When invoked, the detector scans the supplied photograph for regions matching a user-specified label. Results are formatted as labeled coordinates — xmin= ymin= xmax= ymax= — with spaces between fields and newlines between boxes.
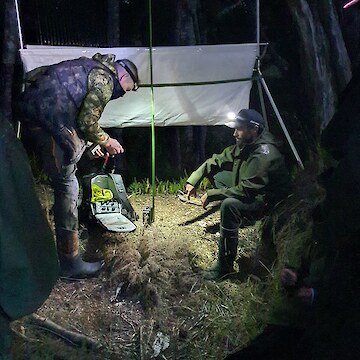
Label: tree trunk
xmin=107 ymin=0 xmax=120 ymax=46
xmin=312 ymin=0 xmax=352 ymax=94
xmin=171 ymin=0 xmax=208 ymax=171
xmin=166 ymin=127 xmax=182 ymax=174
xmin=193 ymin=126 xmax=207 ymax=167
xmin=339 ymin=2 xmax=360 ymax=69
xmin=0 ymin=0 xmax=19 ymax=125
xmin=286 ymin=0 xmax=338 ymax=133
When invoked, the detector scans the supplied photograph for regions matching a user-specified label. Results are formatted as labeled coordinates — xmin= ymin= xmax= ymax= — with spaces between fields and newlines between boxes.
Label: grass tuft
xmin=128 ymin=176 xmax=213 ymax=195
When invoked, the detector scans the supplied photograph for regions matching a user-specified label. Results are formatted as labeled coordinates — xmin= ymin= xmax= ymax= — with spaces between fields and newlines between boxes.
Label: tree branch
xmin=29 ymin=314 xmax=102 ymax=350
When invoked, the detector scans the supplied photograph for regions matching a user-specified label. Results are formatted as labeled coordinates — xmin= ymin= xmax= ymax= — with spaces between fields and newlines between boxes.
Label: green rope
xmin=139 ymin=75 xmax=261 ymax=88
xmin=146 ymin=1 xmax=262 ymax=222
xmin=148 ymin=0 xmax=155 ymax=222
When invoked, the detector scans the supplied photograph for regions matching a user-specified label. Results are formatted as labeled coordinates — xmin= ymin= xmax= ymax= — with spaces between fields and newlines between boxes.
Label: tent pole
xmin=255 ymin=1 xmax=268 ymax=130
xmin=256 ymin=0 xmax=260 ymax=57
xmin=148 ymin=0 xmax=155 ymax=222
xmin=14 ymin=0 xmax=24 ymax=139
xmin=257 ymin=78 xmax=268 ymax=131
xmin=14 ymin=0 xmax=24 ymax=50
xmin=258 ymin=67 xmax=304 ymax=169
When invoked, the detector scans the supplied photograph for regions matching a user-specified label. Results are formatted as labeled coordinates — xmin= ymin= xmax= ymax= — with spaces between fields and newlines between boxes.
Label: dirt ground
xmin=11 ymin=189 xmax=271 ymax=360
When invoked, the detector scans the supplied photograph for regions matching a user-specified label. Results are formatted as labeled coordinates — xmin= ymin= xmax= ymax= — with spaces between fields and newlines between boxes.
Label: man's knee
xmin=220 ymin=197 xmax=262 ymax=229
xmin=221 ymin=197 xmax=242 ymax=214
xmin=220 ymin=198 xmax=243 ymax=228
xmin=52 ymin=164 xmax=79 ymax=194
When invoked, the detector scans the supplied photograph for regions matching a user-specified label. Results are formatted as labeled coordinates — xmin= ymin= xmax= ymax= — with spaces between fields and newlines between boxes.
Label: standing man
xmin=186 ymin=109 xmax=292 ymax=280
xmin=17 ymin=53 xmax=139 ymax=279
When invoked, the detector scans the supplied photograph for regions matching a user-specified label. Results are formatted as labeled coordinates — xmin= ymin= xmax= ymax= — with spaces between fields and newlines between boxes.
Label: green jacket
xmin=0 ymin=118 xmax=59 ymax=320
xmin=187 ymin=130 xmax=292 ymax=205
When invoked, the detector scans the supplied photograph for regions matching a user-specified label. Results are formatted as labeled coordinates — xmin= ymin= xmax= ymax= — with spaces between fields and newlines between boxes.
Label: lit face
xmin=119 ymin=72 xmax=135 ymax=92
xmin=233 ymin=125 xmax=258 ymax=144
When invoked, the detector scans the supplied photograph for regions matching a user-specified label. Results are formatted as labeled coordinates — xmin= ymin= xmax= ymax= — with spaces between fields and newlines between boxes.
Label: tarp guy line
xmin=149 ymin=0 xmax=156 ymax=222
xmin=14 ymin=0 xmax=24 ymax=49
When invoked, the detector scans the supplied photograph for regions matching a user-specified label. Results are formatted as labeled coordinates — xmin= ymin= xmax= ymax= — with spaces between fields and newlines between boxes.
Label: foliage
xmin=106 ymin=213 xmax=269 ymax=360
xmin=136 ymin=279 xmax=268 ymax=360
xmin=19 ymin=160 xmax=325 ymax=360
xmin=127 ymin=176 xmax=213 ymax=195
xmin=28 ymin=154 xmax=49 ymax=184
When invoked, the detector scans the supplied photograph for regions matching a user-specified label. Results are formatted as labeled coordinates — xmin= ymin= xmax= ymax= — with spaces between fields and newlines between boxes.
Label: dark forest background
xmin=1 ymin=2 xmax=360 ymax=358
xmin=2 ymin=0 xmax=359 ymax=183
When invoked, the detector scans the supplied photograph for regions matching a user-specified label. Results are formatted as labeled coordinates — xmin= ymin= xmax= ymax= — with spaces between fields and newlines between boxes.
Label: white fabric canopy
xmin=20 ymin=44 xmax=258 ymax=128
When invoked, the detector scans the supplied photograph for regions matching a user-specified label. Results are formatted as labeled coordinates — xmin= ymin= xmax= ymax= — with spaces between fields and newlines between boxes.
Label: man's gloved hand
xmin=281 ymin=268 xmax=298 ymax=287
xmin=185 ymin=183 xmax=197 ymax=199
xmin=104 ymin=137 xmax=124 ymax=155
xmin=296 ymin=287 xmax=316 ymax=306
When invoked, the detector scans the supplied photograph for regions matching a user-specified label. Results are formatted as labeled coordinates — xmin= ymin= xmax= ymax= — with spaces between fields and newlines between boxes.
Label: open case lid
xmin=90 ymin=174 xmax=137 ymax=233
xmin=93 ymin=212 xmax=136 ymax=233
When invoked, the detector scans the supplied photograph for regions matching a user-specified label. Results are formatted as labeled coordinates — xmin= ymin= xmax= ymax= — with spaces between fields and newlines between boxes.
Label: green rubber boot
xmin=203 ymin=227 xmax=238 ymax=281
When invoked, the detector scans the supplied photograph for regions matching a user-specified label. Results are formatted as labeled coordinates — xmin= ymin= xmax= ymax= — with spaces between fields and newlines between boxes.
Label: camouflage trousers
xmin=24 ymin=126 xmax=79 ymax=233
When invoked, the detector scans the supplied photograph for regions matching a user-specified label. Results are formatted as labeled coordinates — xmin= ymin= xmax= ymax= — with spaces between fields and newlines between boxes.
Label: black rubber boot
xmin=57 ymin=229 xmax=104 ymax=280
xmin=59 ymin=254 xmax=104 ymax=280
xmin=203 ymin=227 xmax=238 ymax=281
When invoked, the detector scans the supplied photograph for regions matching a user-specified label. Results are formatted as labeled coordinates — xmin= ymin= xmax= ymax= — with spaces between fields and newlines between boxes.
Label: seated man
xmin=186 ymin=109 xmax=292 ymax=280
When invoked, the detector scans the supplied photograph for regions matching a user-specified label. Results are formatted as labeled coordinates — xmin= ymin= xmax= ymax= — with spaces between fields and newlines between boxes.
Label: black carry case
xmin=81 ymin=172 xmax=137 ymax=232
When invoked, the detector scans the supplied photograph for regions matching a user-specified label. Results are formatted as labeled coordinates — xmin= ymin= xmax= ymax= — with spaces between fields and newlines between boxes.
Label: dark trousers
xmin=213 ymin=171 xmax=264 ymax=231
xmin=221 ymin=197 xmax=264 ymax=231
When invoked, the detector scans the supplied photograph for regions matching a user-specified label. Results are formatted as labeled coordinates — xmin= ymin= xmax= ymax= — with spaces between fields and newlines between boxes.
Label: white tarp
xmin=20 ymin=44 xmax=258 ymax=128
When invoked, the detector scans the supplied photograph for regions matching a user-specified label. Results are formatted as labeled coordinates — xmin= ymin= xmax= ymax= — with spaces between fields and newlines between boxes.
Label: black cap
xmin=225 ymin=109 xmax=265 ymax=129
xmin=116 ymin=59 xmax=139 ymax=91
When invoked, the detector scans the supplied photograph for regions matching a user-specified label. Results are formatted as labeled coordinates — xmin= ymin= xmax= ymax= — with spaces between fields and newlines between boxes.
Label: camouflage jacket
xmin=187 ymin=131 xmax=292 ymax=205
xmin=18 ymin=53 xmax=125 ymax=164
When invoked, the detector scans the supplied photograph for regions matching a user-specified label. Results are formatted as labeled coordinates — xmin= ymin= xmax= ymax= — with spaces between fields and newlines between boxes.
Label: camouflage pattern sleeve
xmin=77 ymin=68 xmax=114 ymax=145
